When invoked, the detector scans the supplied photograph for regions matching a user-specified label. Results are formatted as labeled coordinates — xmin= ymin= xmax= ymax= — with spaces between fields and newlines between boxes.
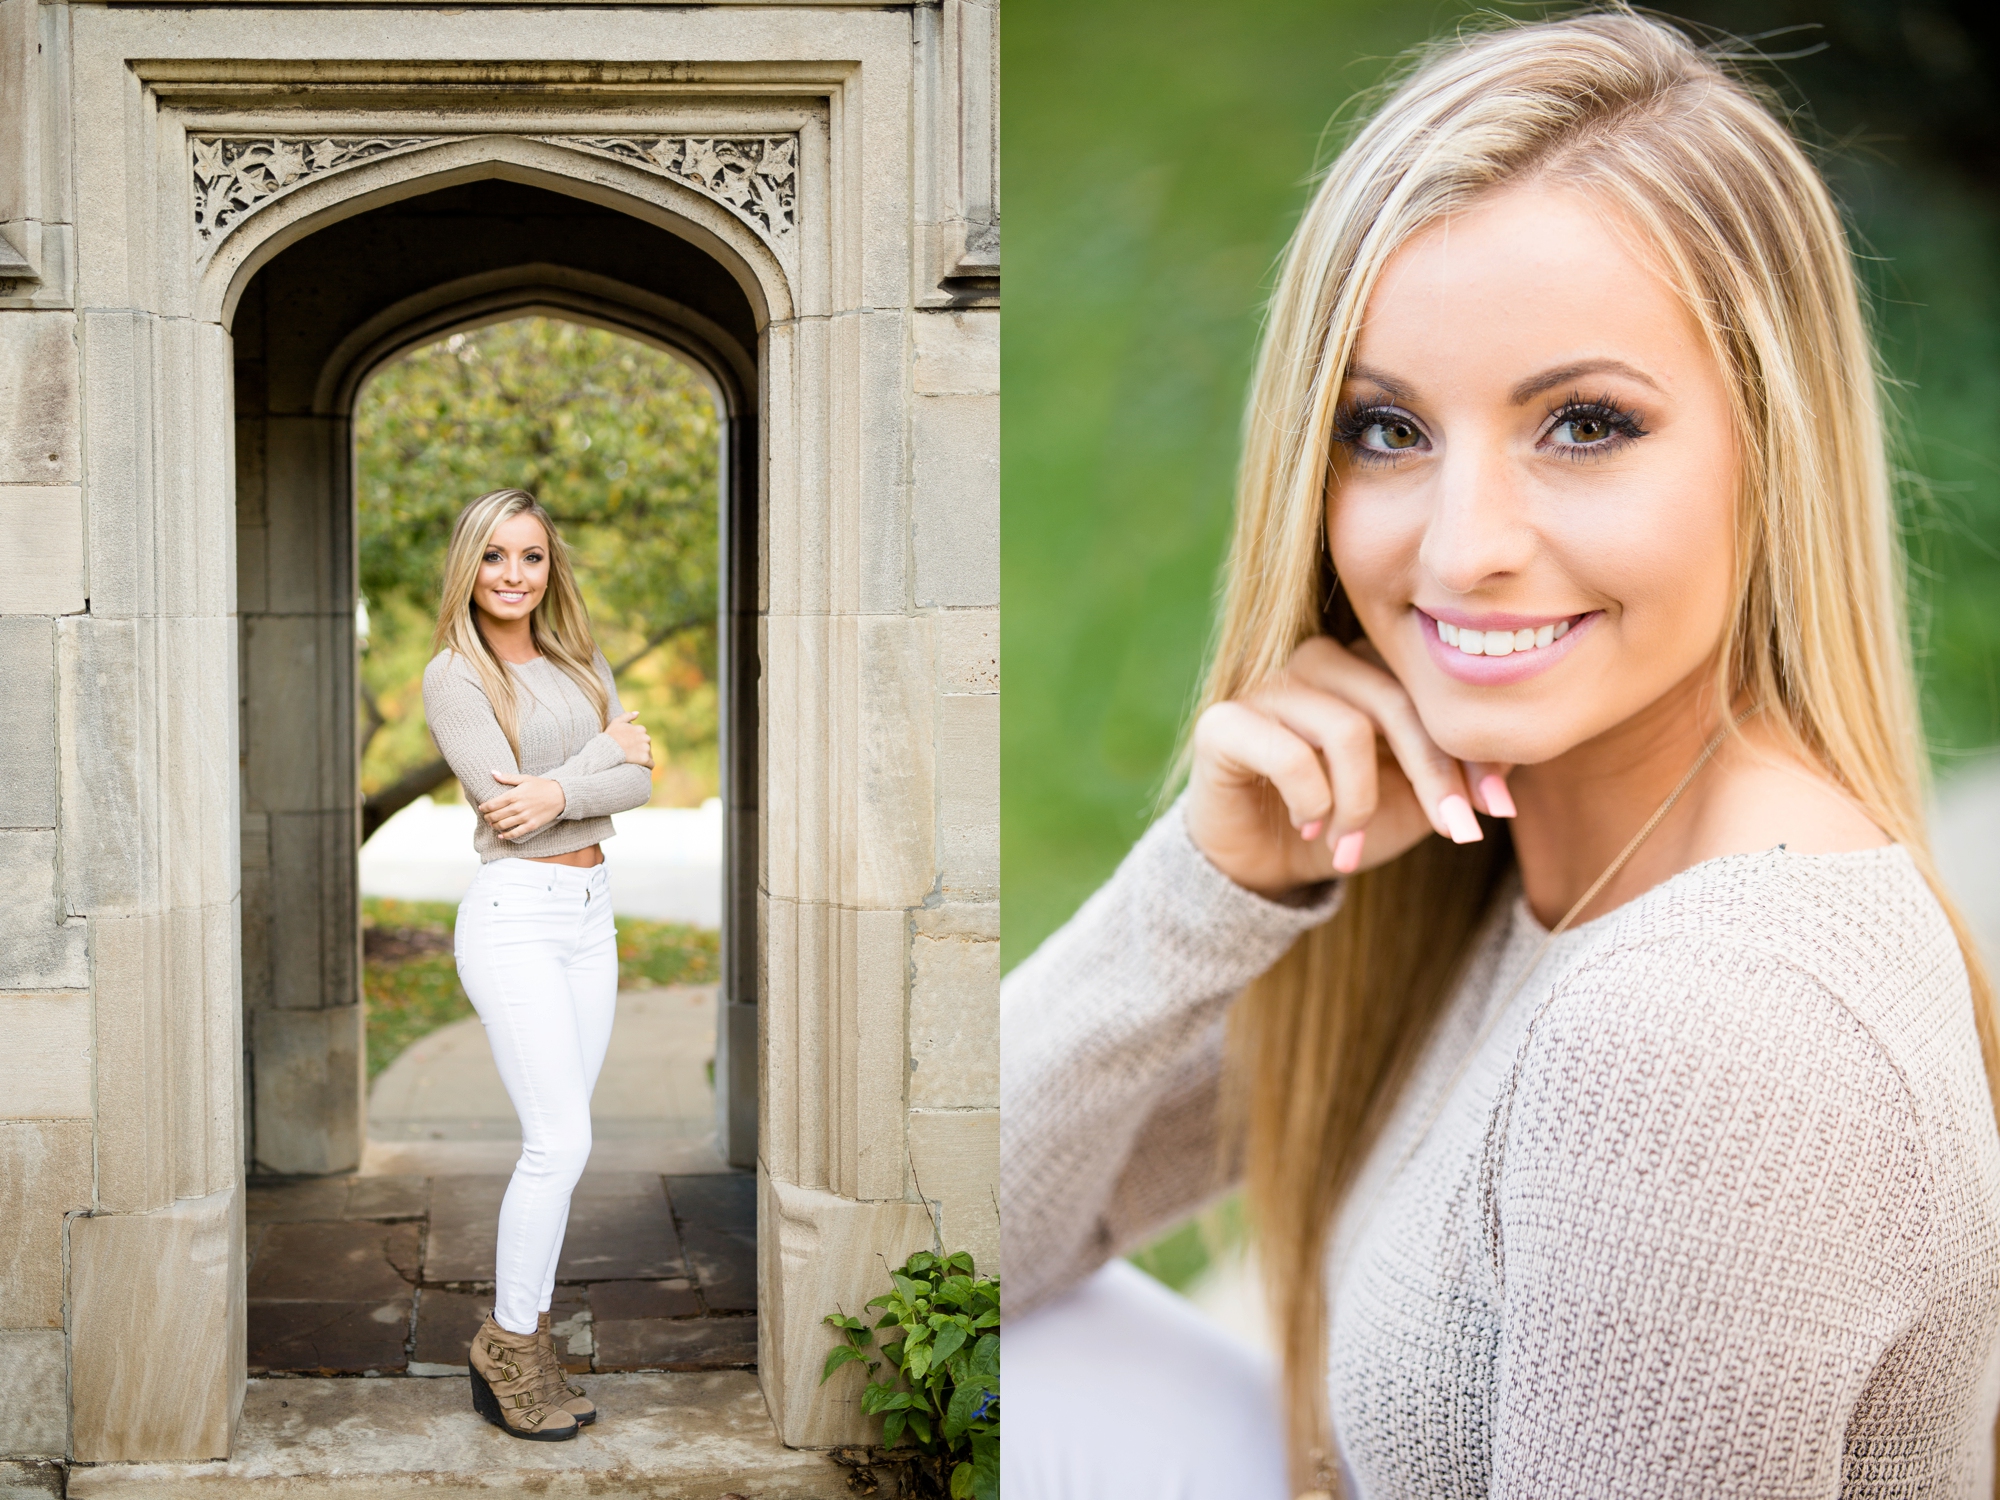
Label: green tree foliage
xmin=355 ymin=317 xmax=721 ymax=811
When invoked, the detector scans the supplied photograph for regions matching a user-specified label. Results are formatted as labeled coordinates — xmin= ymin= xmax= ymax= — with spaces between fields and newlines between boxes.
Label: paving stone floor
xmin=56 ymin=1374 xmax=839 ymax=1499
xmin=245 ymin=1170 xmax=757 ymax=1379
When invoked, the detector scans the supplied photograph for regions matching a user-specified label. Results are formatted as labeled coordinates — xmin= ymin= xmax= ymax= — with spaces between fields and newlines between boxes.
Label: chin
xmin=1415 ymin=699 xmax=1580 ymax=768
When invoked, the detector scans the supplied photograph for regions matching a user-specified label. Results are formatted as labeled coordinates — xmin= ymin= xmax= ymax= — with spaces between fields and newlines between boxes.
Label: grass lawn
xmin=361 ymin=895 xmax=722 ymax=1079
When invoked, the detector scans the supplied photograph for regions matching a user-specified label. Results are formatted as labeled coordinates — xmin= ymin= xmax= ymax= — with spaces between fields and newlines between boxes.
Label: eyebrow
xmin=1344 ymin=364 xmax=1420 ymax=403
xmin=1343 ymin=358 xmax=1663 ymax=406
xmin=1509 ymin=358 xmax=1662 ymax=404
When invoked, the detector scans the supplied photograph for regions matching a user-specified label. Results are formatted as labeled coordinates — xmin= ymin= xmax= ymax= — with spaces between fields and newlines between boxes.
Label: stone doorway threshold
xmin=57 ymin=1373 xmax=839 ymax=1498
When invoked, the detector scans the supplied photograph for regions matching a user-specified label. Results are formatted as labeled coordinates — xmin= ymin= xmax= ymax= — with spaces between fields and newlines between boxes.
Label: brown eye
xmin=1565 ymin=416 xmax=1610 ymax=443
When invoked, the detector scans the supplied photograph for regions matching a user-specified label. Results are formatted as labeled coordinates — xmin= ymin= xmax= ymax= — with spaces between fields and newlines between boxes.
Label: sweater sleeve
xmin=421 ymin=652 xmax=645 ymax=821
xmin=1486 ymin=940 xmax=1935 ymax=1499
xmin=1000 ymin=801 xmax=1341 ymax=1314
xmin=544 ymin=653 xmax=653 ymax=820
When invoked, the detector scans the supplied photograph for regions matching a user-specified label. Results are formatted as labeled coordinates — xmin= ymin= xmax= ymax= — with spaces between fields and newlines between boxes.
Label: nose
xmin=1416 ymin=439 xmax=1535 ymax=596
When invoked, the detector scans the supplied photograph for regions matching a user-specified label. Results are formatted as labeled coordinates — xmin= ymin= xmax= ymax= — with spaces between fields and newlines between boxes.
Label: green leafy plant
xmin=821 ymin=1250 xmax=999 ymax=1500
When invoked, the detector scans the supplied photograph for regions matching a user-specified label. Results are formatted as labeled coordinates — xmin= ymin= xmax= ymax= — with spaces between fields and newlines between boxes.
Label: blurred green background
xmin=1004 ymin=0 xmax=2000 ymax=973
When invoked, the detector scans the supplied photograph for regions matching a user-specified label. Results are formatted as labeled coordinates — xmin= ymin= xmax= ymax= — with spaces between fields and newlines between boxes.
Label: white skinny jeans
xmin=454 ymin=856 xmax=619 ymax=1335
xmin=1002 ymin=1261 xmax=1292 ymax=1500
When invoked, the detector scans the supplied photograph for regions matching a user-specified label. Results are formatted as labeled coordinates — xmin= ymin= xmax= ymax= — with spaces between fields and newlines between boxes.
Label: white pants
xmin=1001 ymin=1260 xmax=1292 ymax=1500
xmin=454 ymin=857 xmax=619 ymax=1335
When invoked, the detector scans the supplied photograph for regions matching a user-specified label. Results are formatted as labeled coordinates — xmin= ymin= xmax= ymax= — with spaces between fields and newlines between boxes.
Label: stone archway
xmin=229 ymin=175 xmax=763 ymax=1180
xmin=5 ymin=14 xmax=999 ymax=1468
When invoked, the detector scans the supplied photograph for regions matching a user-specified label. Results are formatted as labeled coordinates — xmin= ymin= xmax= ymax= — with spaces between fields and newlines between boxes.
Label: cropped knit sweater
xmin=1001 ymin=804 xmax=2000 ymax=1497
xmin=421 ymin=648 xmax=654 ymax=862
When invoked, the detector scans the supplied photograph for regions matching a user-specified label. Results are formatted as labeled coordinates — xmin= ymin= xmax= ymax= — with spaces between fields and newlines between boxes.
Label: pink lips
xmin=1418 ymin=608 xmax=1598 ymax=685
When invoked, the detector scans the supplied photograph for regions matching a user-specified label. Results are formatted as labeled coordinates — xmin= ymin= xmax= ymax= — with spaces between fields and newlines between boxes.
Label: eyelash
xmin=484 ymin=551 xmax=545 ymax=563
xmin=1331 ymin=392 xmax=1650 ymax=465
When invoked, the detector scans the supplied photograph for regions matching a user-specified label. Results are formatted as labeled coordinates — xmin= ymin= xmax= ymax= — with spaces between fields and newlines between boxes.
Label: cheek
xmin=1568 ymin=456 xmax=1736 ymax=643
xmin=1326 ymin=486 xmax=1421 ymax=617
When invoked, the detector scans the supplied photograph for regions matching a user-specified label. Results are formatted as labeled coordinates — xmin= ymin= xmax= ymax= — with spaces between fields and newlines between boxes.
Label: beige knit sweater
xmin=421 ymin=648 xmax=654 ymax=862
xmin=1001 ymin=804 xmax=2000 ymax=1496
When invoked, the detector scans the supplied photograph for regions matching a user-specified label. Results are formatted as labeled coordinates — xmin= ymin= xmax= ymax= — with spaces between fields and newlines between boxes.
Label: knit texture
xmin=421 ymin=649 xmax=654 ymax=862
xmin=1001 ymin=804 xmax=2000 ymax=1497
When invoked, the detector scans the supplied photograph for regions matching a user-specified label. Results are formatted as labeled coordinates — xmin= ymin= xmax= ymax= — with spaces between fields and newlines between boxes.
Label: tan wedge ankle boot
xmin=536 ymin=1310 xmax=597 ymax=1425
xmin=469 ymin=1314 xmax=580 ymax=1441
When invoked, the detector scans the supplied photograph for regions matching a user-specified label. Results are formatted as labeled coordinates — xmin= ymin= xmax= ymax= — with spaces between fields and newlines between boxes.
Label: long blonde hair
xmin=1193 ymin=9 xmax=2000 ymax=1487
xmin=432 ymin=488 xmax=610 ymax=758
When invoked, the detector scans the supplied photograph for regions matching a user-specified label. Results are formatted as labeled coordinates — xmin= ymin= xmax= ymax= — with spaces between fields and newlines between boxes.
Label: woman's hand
xmin=1186 ymin=635 xmax=1513 ymax=898
xmin=605 ymin=710 xmax=654 ymax=768
xmin=479 ymin=773 xmax=567 ymax=841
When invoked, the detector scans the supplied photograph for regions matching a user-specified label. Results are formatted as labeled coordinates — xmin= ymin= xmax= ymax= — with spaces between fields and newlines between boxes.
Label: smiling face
xmin=474 ymin=510 xmax=551 ymax=628
xmin=1326 ymin=182 xmax=1741 ymax=767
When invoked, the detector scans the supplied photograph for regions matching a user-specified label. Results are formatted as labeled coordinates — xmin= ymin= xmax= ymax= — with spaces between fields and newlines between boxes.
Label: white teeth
xmin=1435 ymin=614 xmax=1578 ymax=657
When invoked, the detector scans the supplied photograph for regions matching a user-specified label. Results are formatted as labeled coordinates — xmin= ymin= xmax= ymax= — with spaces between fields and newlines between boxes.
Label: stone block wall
xmin=0 ymin=0 xmax=248 ymax=1452
xmin=0 ymin=23 xmax=97 ymax=1449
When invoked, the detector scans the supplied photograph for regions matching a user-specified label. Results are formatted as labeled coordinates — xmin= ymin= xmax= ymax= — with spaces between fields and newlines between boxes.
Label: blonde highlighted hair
xmin=432 ymin=488 xmax=610 ymax=757
xmin=1192 ymin=8 xmax=1999 ymax=1488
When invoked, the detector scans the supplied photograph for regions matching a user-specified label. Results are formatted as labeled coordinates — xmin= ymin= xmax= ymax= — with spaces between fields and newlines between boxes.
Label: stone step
xmin=52 ymin=1374 xmax=840 ymax=1499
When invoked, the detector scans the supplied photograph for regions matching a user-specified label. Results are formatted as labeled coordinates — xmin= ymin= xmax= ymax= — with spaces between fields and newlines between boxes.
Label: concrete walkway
xmin=366 ymin=984 xmax=729 ymax=1175
xmin=62 ymin=1375 xmax=837 ymax=1499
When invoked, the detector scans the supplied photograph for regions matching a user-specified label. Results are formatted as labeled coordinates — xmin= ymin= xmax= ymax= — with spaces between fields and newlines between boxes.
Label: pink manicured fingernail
xmin=1333 ymin=830 xmax=1366 ymax=873
xmin=1478 ymin=774 xmax=1517 ymax=819
xmin=1439 ymin=794 xmax=1483 ymax=844
xmin=1299 ymin=820 xmax=1324 ymax=842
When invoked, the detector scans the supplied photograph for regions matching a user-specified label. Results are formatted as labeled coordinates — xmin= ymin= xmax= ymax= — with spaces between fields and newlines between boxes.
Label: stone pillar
xmin=756 ymin=0 xmax=1001 ymax=1446
xmin=232 ymin=283 xmax=364 ymax=1178
xmin=0 ymin=0 xmax=248 ymax=1458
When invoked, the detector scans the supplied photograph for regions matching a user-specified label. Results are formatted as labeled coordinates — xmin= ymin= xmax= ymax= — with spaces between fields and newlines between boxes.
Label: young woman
xmin=422 ymin=487 xmax=655 ymax=1441
xmin=1002 ymin=11 xmax=2000 ymax=1498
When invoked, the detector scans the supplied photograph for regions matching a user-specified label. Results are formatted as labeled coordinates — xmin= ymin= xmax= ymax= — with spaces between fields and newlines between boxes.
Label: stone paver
xmin=590 ymin=1278 xmax=703 ymax=1321
xmin=247 ymin=1301 xmax=411 ymax=1376
xmin=409 ymin=1286 xmax=486 ymax=1376
xmin=595 ymin=1317 xmax=759 ymax=1373
xmin=420 ymin=1175 xmax=508 ymax=1284
xmin=669 ymin=1175 xmax=757 ymax=1314
xmin=64 ymin=1374 xmax=835 ymax=1499
xmin=248 ymin=1222 xmax=419 ymax=1300
xmin=245 ymin=1170 xmax=759 ymax=1379
xmin=556 ymin=1172 xmax=684 ymax=1280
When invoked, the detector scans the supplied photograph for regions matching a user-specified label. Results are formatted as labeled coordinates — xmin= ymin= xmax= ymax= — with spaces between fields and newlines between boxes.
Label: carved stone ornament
xmin=192 ymin=136 xmax=434 ymax=266
xmin=190 ymin=133 xmax=799 ymax=270
xmin=546 ymin=136 xmax=797 ymax=239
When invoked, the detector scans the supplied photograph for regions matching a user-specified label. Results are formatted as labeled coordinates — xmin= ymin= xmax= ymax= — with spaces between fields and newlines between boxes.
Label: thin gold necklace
xmin=1297 ymin=703 xmax=1761 ymax=1500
